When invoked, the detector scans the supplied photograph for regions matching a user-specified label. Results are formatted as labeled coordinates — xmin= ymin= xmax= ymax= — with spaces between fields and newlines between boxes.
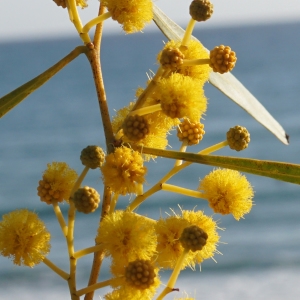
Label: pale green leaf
xmin=152 ymin=4 xmax=289 ymax=145
xmin=139 ymin=146 xmax=300 ymax=185
xmin=0 ymin=46 xmax=86 ymax=118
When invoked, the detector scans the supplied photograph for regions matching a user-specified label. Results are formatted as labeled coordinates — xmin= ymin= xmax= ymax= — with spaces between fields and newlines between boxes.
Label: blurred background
xmin=1 ymin=1 xmax=300 ymax=299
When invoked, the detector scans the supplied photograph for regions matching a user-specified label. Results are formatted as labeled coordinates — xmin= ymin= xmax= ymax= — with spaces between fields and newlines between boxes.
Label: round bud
xmin=122 ymin=115 xmax=149 ymax=141
xmin=177 ymin=119 xmax=205 ymax=145
xmin=189 ymin=0 xmax=214 ymax=22
xmin=125 ymin=259 xmax=156 ymax=290
xmin=226 ymin=125 xmax=250 ymax=151
xmin=159 ymin=47 xmax=185 ymax=71
xmin=73 ymin=186 xmax=100 ymax=214
xmin=80 ymin=145 xmax=105 ymax=169
xmin=209 ymin=45 xmax=237 ymax=74
xmin=179 ymin=225 xmax=208 ymax=252
xmin=37 ymin=178 xmax=63 ymax=204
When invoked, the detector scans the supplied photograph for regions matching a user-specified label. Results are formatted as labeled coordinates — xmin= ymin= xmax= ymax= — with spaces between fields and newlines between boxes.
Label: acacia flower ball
xmin=158 ymin=73 xmax=207 ymax=122
xmin=198 ymin=168 xmax=254 ymax=220
xmin=37 ymin=162 xmax=78 ymax=204
xmin=96 ymin=211 xmax=157 ymax=266
xmin=73 ymin=186 xmax=100 ymax=214
xmin=177 ymin=119 xmax=205 ymax=145
xmin=101 ymin=0 xmax=153 ymax=33
xmin=210 ymin=45 xmax=237 ymax=74
xmin=101 ymin=147 xmax=147 ymax=195
xmin=155 ymin=210 xmax=219 ymax=269
xmin=190 ymin=0 xmax=214 ymax=22
xmin=0 ymin=209 xmax=51 ymax=267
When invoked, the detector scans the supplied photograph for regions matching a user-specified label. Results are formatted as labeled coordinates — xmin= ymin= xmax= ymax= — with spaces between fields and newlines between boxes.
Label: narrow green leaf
xmin=152 ymin=4 xmax=289 ymax=145
xmin=0 ymin=46 xmax=87 ymax=118
xmin=139 ymin=146 xmax=300 ymax=185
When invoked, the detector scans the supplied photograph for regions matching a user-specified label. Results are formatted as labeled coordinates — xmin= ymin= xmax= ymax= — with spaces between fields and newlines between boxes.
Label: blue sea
xmin=1 ymin=22 xmax=300 ymax=300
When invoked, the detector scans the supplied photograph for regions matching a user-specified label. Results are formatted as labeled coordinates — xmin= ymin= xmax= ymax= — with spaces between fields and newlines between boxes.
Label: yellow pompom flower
xmin=106 ymin=259 xmax=160 ymax=300
xmin=37 ymin=162 xmax=78 ymax=204
xmin=0 ymin=209 xmax=51 ymax=267
xmin=157 ymin=40 xmax=211 ymax=82
xmin=198 ymin=168 xmax=254 ymax=220
xmin=101 ymin=0 xmax=153 ymax=33
xmin=96 ymin=210 xmax=157 ymax=266
xmin=155 ymin=209 xmax=220 ymax=270
xmin=101 ymin=147 xmax=147 ymax=195
xmin=157 ymin=73 xmax=207 ymax=122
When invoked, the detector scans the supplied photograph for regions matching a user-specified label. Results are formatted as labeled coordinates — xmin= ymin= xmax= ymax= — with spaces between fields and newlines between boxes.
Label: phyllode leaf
xmin=137 ymin=146 xmax=300 ymax=185
xmin=152 ymin=4 xmax=289 ymax=145
xmin=0 ymin=46 xmax=86 ymax=118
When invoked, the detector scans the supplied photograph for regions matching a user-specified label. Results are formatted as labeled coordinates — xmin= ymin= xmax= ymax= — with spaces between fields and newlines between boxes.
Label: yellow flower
xmin=107 ymin=259 xmax=161 ymax=300
xmin=101 ymin=0 xmax=153 ymax=33
xmin=155 ymin=209 xmax=220 ymax=270
xmin=101 ymin=147 xmax=147 ymax=195
xmin=198 ymin=168 xmax=254 ymax=220
xmin=157 ymin=40 xmax=211 ymax=82
xmin=96 ymin=211 xmax=157 ymax=265
xmin=157 ymin=73 xmax=207 ymax=122
xmin=37 ymin=162 xmax=78 ymax=204
xmin=0 ymin=209 xmax=51 ymax=267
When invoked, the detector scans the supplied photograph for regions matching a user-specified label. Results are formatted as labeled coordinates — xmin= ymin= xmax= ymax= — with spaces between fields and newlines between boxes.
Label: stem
xmin=200 ymin=140 xmax=229 ymax=155
xmin=131 ymin=67 xmax=165 ymax=111
xmin=182 ymin=58 xmax=211 ymax=66
xmin=77 ymin=278 xmax=121 ymax=297
xmin=128 ymin=103 xmax=161 ymax=117
xmin=82 ymin=12 xmax=112 ymax=34
xmin=43 ymin=257 xmax=69 ymax=281
xmin=74 ymin=244 xmax=103 ymax=259
xmin=67 ymin=0 xmax=91 ymax=44
xmin=156 ymin=249 xmax=189 ymax=300
xmin=52 ymin=201 xmax=68 ymax=236
xmin=85 ymin=187 xmax=111 ymax=300
xmin=161 ymin=183 xmax=204 ymax=198
xmin=85 ymin=49 xmax=115 ymax=154
xmin=174 ymin=140 xmax=188 ymax=167
xmin=127 ymin=182 xmax=162 ymax=211
xmin=180 ymin=19 xmax=196 ymax=50
xmin=67 ymin=200 xmax=78 ymax=299
xmin=93 ymin=3 xmax=106 ymax=50
xmin=109 ymin=193 xmax=119 ymax=213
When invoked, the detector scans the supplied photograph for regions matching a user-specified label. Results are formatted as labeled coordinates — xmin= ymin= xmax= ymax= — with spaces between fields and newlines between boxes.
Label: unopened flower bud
xmin=80 ymin=145 xmax=105 ymax=169
xmin=177 ymin=119 xmax=205 ymax=145
xmin=189 ymin=0 xmax=214 ymax=22
xmin=122 ymin=115 xmax=149 ymax=141
xmin=179 ymin=225 xmax=208 ymax=252
xmin=227 ymin=125 xmax=250 ymax=151
xmin=125 ymin=259 xmax=156 ymax=289
xmin=210 ymin=45 xmax=237 ymax=74
xmin=160 ymin=47 xmax=185 ymax=71
xmin=73 ymin=186 xmax=100 ymax=214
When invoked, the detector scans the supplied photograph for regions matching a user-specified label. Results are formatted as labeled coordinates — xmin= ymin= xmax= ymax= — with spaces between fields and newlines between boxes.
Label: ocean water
xmin=1 ymin=22 xmax=300 ymax=300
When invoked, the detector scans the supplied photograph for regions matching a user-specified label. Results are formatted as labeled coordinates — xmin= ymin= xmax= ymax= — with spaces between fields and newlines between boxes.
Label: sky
xmin=1 ymin=0 xmax=300 ymax=41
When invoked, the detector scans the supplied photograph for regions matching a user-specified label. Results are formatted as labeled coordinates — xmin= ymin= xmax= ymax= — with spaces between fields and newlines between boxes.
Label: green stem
xmin=74 ymin=244 xmax=103 ymax=259
xmin=52 ymin=201 xmax=68 ymax=236
xmin=82 ymin=12 xmax=112 ymax=33
xmin=161 ymin=183 xmax=203 ymax=198
xmin=43 ymin=257 xmax=69 ymax=281
xmin=200 ymin=140 xmax=229 ymax=155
